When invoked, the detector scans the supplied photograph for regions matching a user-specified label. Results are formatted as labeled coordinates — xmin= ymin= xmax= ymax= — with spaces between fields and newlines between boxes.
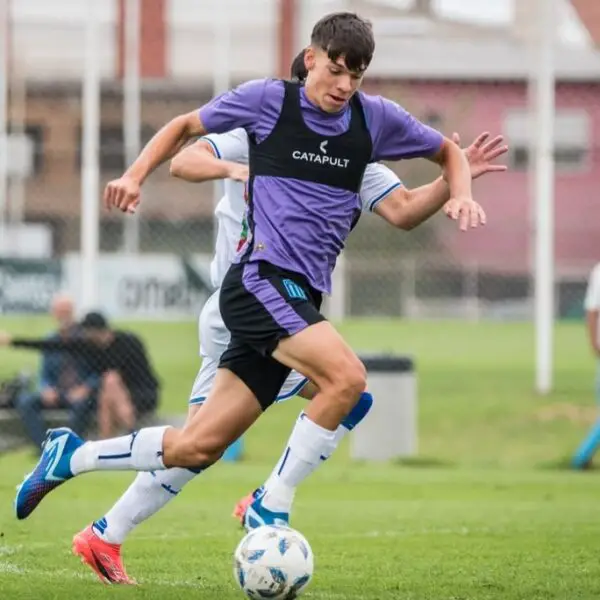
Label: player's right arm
xmin=105 ymin=79 xmax=268 ymax=213
xmin=170 ymin=129 xmax=249 ymax=183
xmin=584 ymin=265 xmax=600 ymax=356
xmin=104 ymin=110 xmax=207 ymax=212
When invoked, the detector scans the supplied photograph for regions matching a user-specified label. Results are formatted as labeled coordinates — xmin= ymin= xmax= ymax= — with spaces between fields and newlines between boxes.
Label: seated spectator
xmin=14 ymin=294 xmax=97 ymax=451
xmin=80 ymin=312 xmax=160 ymax=437
xmin=1 ymin=311 xmax=160 ymax=439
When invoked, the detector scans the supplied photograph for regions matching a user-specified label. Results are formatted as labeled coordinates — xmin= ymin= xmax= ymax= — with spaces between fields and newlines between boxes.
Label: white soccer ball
xmin=233 ymin=525 xmax=314 ymax=599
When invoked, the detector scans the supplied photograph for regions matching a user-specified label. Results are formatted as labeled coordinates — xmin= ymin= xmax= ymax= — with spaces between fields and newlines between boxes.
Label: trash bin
xmin=350 ymin=354 xmax=417 ymax=461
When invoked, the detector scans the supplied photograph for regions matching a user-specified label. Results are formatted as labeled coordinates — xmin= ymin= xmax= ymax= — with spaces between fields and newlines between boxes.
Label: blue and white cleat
xmin=243 ymin=489 xmax=290 ymax=532
xmin=15 ymin=427 xmax=83 ymax=520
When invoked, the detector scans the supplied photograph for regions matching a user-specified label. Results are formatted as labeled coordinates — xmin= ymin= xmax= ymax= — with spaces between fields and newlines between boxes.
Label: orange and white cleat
xmin=232 ymin=487 xmax=264 ymax=526
xmin=72 ymin=525 xmax=136 ymax=585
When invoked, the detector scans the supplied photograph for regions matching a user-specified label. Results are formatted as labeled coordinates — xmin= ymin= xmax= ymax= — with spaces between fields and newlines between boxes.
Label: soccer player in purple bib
xmin=15 ymin=11 xmax=478 ymax=550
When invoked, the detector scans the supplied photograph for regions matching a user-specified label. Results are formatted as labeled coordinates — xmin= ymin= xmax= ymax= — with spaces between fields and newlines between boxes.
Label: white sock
xmin=263 ymin=414 xmax=349 ymax=490
xmin=262 ymin=413 xmax=337 ymax=513
xmin=92 ymin=468 xmax=198 ymax=545
xmin=70 ymin=427 xmax=168 ymax=475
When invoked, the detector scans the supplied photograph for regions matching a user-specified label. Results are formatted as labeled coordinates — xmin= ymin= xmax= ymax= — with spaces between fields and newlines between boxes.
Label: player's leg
xmin=216 ymin=263 xmax=367 ymax=526
xmin=71 ymin=403 xmax=204 ymax=584
xmin=72 ymin=294 xmax=227 ymax=583
xmin=14 ymin=264 xmax=304 ymax=518
xmin=87 ymin=358 xmax=216 ymax=545
xmin=572 ymin=362 xmax=600 ymax=468
xmin=234 ymin=374 xmax=373 ymax=521
xmin=265 ymin=381 xmax=372 ymax=485
xmin=242 ymin=321 xmax=367 ymax=527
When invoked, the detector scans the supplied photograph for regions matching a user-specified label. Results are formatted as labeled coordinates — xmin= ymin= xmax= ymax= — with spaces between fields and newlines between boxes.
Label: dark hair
xmin=80 ymin=311 xmax=109 ymax=330
xmin=310 ymin=12 xmax=374 ymax=73
xmin=290 ymin=50 xmax=308 ymax=82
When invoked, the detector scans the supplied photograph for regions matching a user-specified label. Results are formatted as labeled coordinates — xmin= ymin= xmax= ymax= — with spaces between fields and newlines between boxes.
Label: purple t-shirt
xmin=199 ymin=79 xmax=443 ymax=294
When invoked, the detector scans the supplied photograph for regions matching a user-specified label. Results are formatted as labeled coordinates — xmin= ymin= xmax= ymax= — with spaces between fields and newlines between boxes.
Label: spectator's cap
xmin=80 ymin=311 xmax=109 ymax=330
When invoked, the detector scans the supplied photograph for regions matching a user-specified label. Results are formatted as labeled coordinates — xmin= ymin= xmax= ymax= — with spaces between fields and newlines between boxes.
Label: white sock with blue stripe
xmin=262 ymin=392 xmax=374 ymax=494
xmin=261 ymin=414 xmax=337 ymax=514
xmin=92 ymin=468 xmax=198 ymax=544
xmin=70 ymin=426 xmax=168 ymax=475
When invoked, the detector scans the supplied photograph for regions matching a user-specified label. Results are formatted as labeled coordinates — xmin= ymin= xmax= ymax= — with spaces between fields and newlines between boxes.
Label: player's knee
xmin=341 ymin=357 xmax=367 ymax=395
xmin=327 ymin=356 xmax=367 ymax=406
xmin=175 ymin=433 xmax=226 ymax=468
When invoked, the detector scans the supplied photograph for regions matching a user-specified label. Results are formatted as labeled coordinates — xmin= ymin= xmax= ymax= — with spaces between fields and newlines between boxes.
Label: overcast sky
xmin=385 ymin=0 xmax=590 ymax=46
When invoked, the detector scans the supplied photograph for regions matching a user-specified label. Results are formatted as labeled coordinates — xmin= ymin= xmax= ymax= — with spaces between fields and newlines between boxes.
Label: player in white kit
xmin=63 ymin=53 xmax=507 ymax=582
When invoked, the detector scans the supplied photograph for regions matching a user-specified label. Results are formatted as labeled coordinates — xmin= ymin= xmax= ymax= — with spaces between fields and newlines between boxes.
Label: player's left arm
xmin=367 ymin=132 xmax=508 ymax=230
xmin=427 ymin=136 xmax=473 ymax=230
xmin=360 ymin=163 xmax=446 ymax=230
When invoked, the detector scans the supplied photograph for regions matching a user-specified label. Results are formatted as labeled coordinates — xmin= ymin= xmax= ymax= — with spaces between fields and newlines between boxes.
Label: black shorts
xmin=218 ymin=260 xmax=324 ymax=410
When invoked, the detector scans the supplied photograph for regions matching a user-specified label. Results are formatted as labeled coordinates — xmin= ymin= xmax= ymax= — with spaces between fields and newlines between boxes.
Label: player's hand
xmin=0 ymin=331 xmax=12 ymax=346
xmin=444 ymin=196 xmax=486 ymax=231
xmin=103 ymin=175 xmax=141 ymax=213
xmin=226 ymin=163 xmax=249 ymax=183
xmin=454 ymin=132 xmax=508 ymax=180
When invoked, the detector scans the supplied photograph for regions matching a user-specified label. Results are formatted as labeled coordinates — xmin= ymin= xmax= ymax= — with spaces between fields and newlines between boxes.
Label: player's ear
xmin=304 ymin=47 xmax=316 ymax=72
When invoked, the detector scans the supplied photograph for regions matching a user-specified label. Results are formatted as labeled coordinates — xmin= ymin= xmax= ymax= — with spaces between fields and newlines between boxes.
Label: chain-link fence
xmin=0 ymin=0 xmax=599 ymax=445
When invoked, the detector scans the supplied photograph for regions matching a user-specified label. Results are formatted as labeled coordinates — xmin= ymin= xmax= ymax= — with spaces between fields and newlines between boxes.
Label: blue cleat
xmin=15 ymin=427 xmax=83 ymax=520
xmin=243 ymin=489 xmax=290 ymax=532
xmin=233 ymin=486 xmax=265 ymax=526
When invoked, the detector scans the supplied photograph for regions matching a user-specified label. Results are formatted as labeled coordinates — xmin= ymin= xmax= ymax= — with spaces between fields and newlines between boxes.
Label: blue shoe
xmin=15 ymin=427 xmax=83 ymax=520
xmin=243 ymin=489 xmax=290 ymax=531
xmin=233 ymin=486 xmax=265 ymax=526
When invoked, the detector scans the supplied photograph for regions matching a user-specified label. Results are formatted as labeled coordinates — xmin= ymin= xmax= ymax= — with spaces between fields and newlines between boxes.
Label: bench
xmin=0 ymin=408 xmax=186 ymax=453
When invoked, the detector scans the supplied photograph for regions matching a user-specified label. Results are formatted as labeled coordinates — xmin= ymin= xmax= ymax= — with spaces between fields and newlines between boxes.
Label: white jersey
xmin=585 ymin=263 xmax=600 ymax=346
xmin=203 ymin=128 xmax=402 ymax=289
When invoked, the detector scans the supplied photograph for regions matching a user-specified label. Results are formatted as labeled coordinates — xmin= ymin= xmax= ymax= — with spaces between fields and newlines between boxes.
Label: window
xmin=75 ymin=124 xmax=156 ymax=172
xmin=504 ymin=109 xmax=590 ymax=172
xmin=6 ymin=124 xmax=44 ymax=176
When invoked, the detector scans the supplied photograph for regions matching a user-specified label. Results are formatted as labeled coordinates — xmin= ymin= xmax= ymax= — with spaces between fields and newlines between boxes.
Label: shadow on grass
xmin=391 ymin=456 xmax=456 ymax=469
xmin=537 ymin=456 xmax=600 ymax=472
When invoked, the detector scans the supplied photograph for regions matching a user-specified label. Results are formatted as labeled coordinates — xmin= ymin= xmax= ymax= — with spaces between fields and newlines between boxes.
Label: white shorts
xmin=189 ymin=290 xmax=308 ymax=405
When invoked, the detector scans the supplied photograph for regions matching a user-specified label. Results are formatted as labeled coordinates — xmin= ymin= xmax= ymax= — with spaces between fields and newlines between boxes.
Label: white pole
xmin=80 ymin=0 xmax=101 ymax=311
xmin=7 ymin=64 xmax=25 ymax=256
xmin=0 ymin=0 xmax=9 ymax=257
xmin=123 ymin=0 xmax=141 ymax=253
xmin=212 ymin=0 xmax=231 ymax=246
xmin=532 ymin=0 xmax=556 ymax=394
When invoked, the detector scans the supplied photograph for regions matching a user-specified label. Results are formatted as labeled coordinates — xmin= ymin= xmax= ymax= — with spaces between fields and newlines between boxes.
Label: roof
xmin=355 ymin=0 xmax=600 ymax=80
xmin=368 ymin=27 xmax=600 ymax=81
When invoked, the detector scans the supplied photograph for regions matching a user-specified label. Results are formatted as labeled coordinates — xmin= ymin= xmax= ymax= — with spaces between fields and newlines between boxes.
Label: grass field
xmin=0 ymin=318 xmax=599 ymax=599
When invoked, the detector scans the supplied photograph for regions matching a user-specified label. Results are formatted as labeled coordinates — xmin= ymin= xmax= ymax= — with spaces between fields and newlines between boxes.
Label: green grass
xmin=1 ymin=318 xmax=599 ymax=599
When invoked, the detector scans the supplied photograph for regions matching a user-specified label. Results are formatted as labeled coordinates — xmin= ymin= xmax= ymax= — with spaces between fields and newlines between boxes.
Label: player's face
xmin=304 ymin=47 xmax=364 ymax=113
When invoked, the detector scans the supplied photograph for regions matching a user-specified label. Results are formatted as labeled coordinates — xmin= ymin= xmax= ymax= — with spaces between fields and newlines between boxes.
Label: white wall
xmin=167 ymin=0 xmax=277 ymax=82
xmin=10 ymin=0 xmax=117 ymax=80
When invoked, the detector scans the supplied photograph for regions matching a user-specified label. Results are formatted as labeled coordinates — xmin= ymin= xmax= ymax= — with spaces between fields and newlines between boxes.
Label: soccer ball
xmin=233 ymin=525 xmax=314 ymax=599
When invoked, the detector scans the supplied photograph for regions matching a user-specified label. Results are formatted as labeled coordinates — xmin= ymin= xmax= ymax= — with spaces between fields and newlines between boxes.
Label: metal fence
xmin=0 ymin=0 xmax=598 ymax=440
